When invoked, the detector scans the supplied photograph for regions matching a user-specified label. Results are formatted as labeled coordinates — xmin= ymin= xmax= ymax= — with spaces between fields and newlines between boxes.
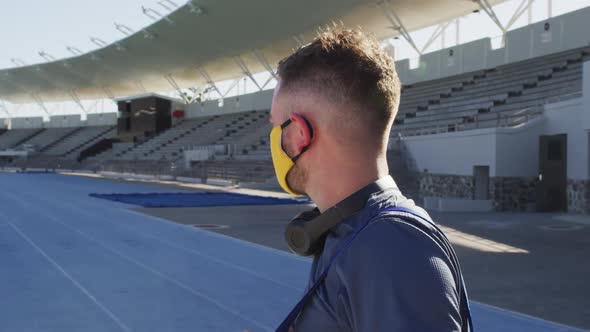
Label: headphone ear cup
xmin=285 ymin=209 xmax=321 ymax=256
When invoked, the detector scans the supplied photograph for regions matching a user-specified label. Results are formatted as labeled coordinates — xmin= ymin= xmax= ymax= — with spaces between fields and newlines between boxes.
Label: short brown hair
xmin=277 ymin=27 xmax=400 ymax=145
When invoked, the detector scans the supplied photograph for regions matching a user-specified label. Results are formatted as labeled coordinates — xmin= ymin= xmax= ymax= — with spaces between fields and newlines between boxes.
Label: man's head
xmin=270 ymin=27 xmax=401 ymax=199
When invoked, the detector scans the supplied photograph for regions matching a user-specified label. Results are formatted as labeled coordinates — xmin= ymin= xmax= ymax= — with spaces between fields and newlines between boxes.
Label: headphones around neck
xmin=285 ymin=177 xmax=396 ymax=256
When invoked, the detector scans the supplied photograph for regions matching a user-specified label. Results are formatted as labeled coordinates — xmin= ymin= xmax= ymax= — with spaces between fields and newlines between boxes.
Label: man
xmin=264 ymin=27 xmax=470 ymax=331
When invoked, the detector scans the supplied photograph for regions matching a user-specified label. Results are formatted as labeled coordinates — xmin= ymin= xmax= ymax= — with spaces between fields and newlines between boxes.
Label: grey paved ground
xmin=139 ymin=205 xmax=590 ymax=330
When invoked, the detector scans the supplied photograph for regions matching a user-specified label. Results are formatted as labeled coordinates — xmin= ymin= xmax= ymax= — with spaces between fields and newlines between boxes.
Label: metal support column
xmin=134 ymin=80 xmax=148 ymax=93
xmin=0 ymin=99 xmax=11 ymax=119
xmin=476 ymin=0 xmax=506 ymax=34
xmin=377 ymin=0 xmax=422 ymax=55
xmin=196 ymin=67 xmax=223 ymax=98
xmin=421 ymin=22 xmax=452 ymax=53
xmin=67 ymin=89 xmax=87 ymax=114
xmin=31 ymin=93 xmax=51 ymax=117
xmin=234 ymin=56 xmax=262 ymax=91
xmin=292 ymin=35 xmax=305 ymax=48
xmin=455 ymin=19 xmax=460 ymax=46
xmin=164 ymin=73 xmax=191 ymax=104
xmin=253 ymin=50 xmax=278 ymax=79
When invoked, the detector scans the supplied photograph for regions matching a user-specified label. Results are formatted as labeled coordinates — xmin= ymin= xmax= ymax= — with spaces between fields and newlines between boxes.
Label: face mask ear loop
xmin=280 ymin=118 xmax=292 ymax=129
xmin=290 ymin=117 xmax=314 ymax=162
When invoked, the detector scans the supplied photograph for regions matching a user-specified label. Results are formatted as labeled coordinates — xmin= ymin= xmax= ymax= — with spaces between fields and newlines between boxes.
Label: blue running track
xmin=0 ymin=173 xmax=585 ymax=332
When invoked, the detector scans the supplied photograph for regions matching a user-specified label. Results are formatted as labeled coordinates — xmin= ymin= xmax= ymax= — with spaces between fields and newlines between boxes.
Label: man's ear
xmin=289 ymin=113 xmax=313 ymax=154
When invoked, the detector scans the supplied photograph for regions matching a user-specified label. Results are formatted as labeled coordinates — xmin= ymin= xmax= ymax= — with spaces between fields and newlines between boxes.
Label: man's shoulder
xmin=333 ymin=205 xmax=456 ymax=283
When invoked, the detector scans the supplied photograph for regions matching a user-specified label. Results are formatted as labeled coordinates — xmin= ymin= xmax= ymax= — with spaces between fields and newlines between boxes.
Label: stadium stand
xmin=393 ymin=46 xmax=589 ymax=136
xmin=44 ymin=125 xmax=116 ymax=158
xmin=1 ymin=44 xmax=586 ymax=177
xmin=107 ymin=110 xmax=269 ymax=161
xmin=0 ymin=128 xmax=43 ymax=150
xmin=17 ymin=127 xmax=80 ymax=152
xmin=1 ymin=25 xmax=588 ymax=213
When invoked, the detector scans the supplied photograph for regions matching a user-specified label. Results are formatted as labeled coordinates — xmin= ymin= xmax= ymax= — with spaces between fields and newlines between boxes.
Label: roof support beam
xmin=476 ymin=0 xmax=506 ymax=34
xmin=0 ymin=100 xmax=12 ymax=119
xmin=252 ymin=50 xmax=278 ymax=80
xmin=31 ymin=93 xmax=51 ymax=116
xmin=377 ymin=0 xmax=421 ymax=55
xmin=234 ymin=56 xmax=262 ymax=91
xmin=10 ymin=58 xmax=27 ymax=67
xmin=223 ymin=79 xmax=241 ymax=98
xmin=66 ymin=46 xmax=83 ymax=56
xmin=475 ymin=0 xmax=536 ymax=46
xmin=261 ymin=76 xmax=274 ymax=90
xmin=134 ymin=80 xmax=147 ymax=93
xmin=292 ymin=35 xmax=305 ymax=48
xmin=89 ymin=37 xmax=107 ymax=48
xmin=164 ymin=73 xmax=191 ymax=104
xmin=505 ymin=0 xmax=535 ymax=30
xmin=197 ymin=67 xmax=223 ymax=99
xmin=102 ymin=87 xmax=117 ymax=105
xmin=158 ymin=0 xmax=178 ymax=12
xmin=455 ymin=19 xmax=460 ymax=45
xmin=67 ymin=89 xmax=87 ymax=115
xmin=420 ymin=21 xmax=453 ymax=53
xmin=114 ymin=23 xmax=134 ymax=36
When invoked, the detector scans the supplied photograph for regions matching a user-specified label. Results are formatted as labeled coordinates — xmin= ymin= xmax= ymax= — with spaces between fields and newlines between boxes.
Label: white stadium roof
xmin=0 ymin=0 xmax=507 ymax=103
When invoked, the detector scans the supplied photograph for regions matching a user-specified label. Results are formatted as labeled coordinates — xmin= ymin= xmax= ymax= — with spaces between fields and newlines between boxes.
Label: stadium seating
xmin=106 ymin=110 xmax=270 ymax=161
xmin=0 ymin=128 xmax=43 ymax=150
xmin=44 ymin=125 xmax=116 ymax=158
xmin=1 ymin=46 xmax=588 ymax=185
xmin=393 ymin=46 xmax=589 ymax=136
xmin=18 ymin=127 xmax=80 ymax=152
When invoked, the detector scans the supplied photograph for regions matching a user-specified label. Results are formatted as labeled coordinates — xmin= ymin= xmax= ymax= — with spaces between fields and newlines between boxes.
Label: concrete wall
xmin=543 ymin=98 xmax=589 ymax=180
xmin=46 ymin=114 xmax=82 ymax=128
xmin=87 ymin=113 xmax=117 ymax=126
xmin=583 ymin=61 xmax=590 ymax=131
xmin=494 ymin=118 xmax=545 ymax=177
xmin=398 ymin=6 xmax=590 ymax=85
xmin=404 ymin=98 xmax=588 ymax=181
xmin=404 ymin=129 xmax=497 ymax=176
xmin=0 ymin=118 xmax=6 ymax=129
xmin=186 ymin=89 xmax=273 ymax=118
xmin=10 ymin=117 xmax=43 ymax=129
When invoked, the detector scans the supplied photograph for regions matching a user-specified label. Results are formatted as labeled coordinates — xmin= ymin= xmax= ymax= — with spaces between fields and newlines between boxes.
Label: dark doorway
xmin=538 ymin=134 xmax=567 ymax=212
xmin=473 ymin=165 xmax=490 ymax=200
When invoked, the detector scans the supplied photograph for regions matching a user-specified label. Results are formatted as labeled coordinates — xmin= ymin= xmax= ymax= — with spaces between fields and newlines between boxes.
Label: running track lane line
xmin=5 ymin=221 xmax=133 ymax=332
xmin=10 ymin=186 xmax=308 ymax=291
xmin=0 ymin=189 xmax=275 ymax=332
xmin=41 ymin=212 xmax=274 ymax=332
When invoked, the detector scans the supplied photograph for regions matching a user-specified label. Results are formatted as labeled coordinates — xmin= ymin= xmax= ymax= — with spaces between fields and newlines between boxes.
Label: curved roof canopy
xmin=0 ymin=0 xmax=506 ymax=103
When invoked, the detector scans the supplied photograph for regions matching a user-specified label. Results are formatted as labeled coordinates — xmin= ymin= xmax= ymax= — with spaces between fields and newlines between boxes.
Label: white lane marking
xmin=6 ymin=221 xmax=133 ymax=332
xmin=11 ymin=185 xmax=310 ymax=288
xmin=472 ymin=301 xmax=588 ymax=332
xmin=0 ymin=189 xmax=280 ymax=331
xmin=123 ymin=208 xmax=311 ymax=263
xmin=14 ymin=186 xmax=306 ymax=292
xmin=553 ymin=214 xmax=590 ymax=226
xmin=41 ymin=213 xmax=273 ymax=332
xmin=438 ymin=225 xmax=529 ymax=254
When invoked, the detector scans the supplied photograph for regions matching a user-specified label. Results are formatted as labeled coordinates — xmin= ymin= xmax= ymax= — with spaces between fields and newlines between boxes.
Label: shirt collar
xmin=330 ymin=175 xmax=406 ymax=235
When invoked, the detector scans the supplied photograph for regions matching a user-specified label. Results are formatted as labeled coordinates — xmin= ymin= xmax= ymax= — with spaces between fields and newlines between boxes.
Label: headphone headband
xmin=285 ymin=176 xmax=397 ymax=256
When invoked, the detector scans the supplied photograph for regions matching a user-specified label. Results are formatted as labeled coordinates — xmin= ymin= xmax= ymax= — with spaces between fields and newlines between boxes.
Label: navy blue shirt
xmin=293 ymin=177 xmax=463 ymax=331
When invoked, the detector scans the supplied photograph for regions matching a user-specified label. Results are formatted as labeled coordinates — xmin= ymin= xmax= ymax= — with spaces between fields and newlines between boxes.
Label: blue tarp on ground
xmin=89 ymin=192 xmax=308 ymax=207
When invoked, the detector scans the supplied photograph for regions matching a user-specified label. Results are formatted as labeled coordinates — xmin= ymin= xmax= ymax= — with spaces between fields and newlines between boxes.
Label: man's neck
xmin=307 ymin=157 xmax=389 ymax=212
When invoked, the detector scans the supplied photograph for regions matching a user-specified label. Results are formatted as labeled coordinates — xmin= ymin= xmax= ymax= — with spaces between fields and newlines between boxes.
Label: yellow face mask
xmin=270 ymin=118 xmax=313 ymax=196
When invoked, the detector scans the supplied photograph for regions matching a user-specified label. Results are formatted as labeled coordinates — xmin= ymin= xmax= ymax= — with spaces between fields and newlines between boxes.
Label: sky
xmin=0 ymin=0 xmax=162 ymax=69
xmin=1 ymin=0 xmax=589 ymax=117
